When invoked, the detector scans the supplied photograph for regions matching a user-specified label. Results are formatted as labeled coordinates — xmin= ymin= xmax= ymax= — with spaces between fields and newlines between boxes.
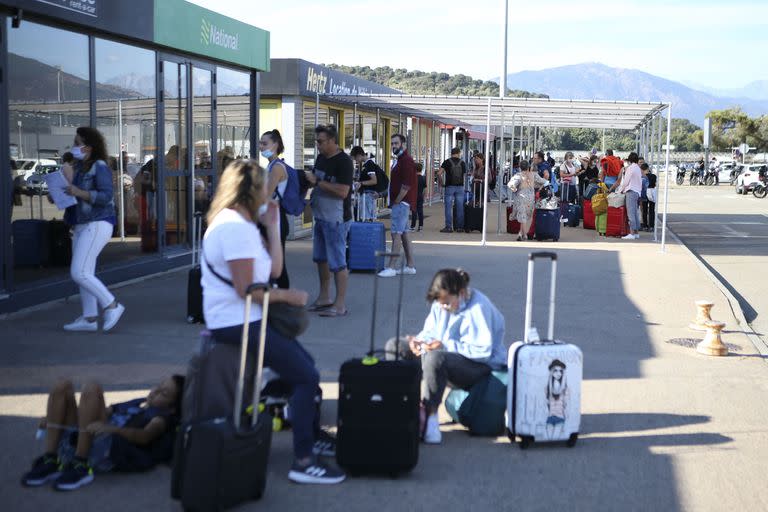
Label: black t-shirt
xmin=440 ymin=157 xmax=466 ymax=186
xmin=416 ymin=174 xmax=427 ymax=201
xmin=358 ymin=160 xmax=379 ymax=193
xmin=647 ymin=173 xmax=657 ymax=188
xmin=582 ymin=164 xmax=599 ymax=182
xmin=314 ymin=150 xmax=354 ymax=222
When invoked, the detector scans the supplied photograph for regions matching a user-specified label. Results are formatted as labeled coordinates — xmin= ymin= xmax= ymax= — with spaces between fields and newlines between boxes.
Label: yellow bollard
xmin=696 ymin=321 xmax=728 ymax=357
xmin=689 ymin=300 xmax=715 ymax=331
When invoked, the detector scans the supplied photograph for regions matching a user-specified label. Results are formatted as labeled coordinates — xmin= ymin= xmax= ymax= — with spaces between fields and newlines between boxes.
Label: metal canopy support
xmin=653 ymin=114 xmax=661 ymax=242
xmin=481 ymin=97 xmax=491 ymax=246
xmin=353 ymin=102 xmax=358 ymax=146
xmin=661 ymin=105 xmax=672 ymax=253
xmin=497 ymin=106 xmax=506 ymax=234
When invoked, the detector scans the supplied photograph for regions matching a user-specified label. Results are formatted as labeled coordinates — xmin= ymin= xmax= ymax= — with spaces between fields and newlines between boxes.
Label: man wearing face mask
xmin=378 ymin=134 xmax=417 ymax=277
xmin=385 ymin=268 xmax=506 ymax=444
xmin=62 ymin=127 xmax=125 ymax=332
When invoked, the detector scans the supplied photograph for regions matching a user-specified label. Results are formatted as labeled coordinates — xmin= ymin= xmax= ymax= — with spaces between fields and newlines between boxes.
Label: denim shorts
xmin=546 ymin=415 xmax=565 ymax=426
xmin=312 ymin=219 xmax=350 ymax=272
xmin=390 ymin=202 xmax=410 ymax=234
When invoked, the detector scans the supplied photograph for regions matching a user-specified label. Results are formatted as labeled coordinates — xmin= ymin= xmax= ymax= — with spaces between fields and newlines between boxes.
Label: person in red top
xmin=378 ymin=134 xmax=417 ymax=277
xmin=599 ymin=149 xmax=623 ymax=188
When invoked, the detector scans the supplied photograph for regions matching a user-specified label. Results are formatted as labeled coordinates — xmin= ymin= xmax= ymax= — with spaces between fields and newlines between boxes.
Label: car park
xmin=734 ymin=164 xmax=768 ymax=194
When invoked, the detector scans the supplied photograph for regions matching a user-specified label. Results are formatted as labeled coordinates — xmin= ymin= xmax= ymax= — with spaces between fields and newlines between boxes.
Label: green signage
xmin=154 ymin=0 xmax=270 ymax=71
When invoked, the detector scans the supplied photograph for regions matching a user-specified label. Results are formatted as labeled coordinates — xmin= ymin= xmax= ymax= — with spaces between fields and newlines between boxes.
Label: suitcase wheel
xmin=186 ymin=315 xmax=195 ymax=323
xmin=506 ymin=428 xmax=515 ymax=444
xmin=519 ymin=436 xmax=533 ymax=450
xmin=567 ymin=433 xmax=578 ymax=448
xmin=553 ymin=237 xmax=559 ymax=242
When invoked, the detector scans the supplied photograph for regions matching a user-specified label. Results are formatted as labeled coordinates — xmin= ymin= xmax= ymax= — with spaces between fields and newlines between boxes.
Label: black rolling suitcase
xmin=336 ymin=252 xmax=421 ymax=475
xmin=187 ymin=212 xmax=204 ymax=323
xmin=173 ymin=283 xmax=273 ymax=511
xmin=464 ymin=181 xmax=484 ymax=233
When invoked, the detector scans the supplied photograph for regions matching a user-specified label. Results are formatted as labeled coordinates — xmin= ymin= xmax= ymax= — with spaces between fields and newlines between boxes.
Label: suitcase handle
xmin=236 ymin=283 xmax=271 ymax=429
xmin=192 ymin=212 xmax=203 ymax=266
xmin=523 ymin=252 xmax=557 ymax=343
xmin=371 ymin=251 xmax=405 ymax=360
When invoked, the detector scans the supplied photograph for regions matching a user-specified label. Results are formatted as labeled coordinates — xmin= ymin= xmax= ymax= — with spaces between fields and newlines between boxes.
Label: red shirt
xmin=600 ymin=155 xmax=623 ymax=177
xmin=390 ymin=151 xmax=418 ymax=211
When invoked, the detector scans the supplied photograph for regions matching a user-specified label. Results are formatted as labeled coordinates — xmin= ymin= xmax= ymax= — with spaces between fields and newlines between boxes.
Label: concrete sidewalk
xmin=1 ymin=202 xmax=767 ymax=512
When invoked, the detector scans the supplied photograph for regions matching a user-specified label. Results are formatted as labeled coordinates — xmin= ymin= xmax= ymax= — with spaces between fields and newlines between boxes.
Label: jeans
xmin=71 ymin=220 xmax=115 ymax=317
xmin=385 ymin=338 xmax=491 ymax=410
xmin=312 ymin=219 xmax=350 ymax=272
xmin=625 ymin=190 xmax=641 ymax=232
xmin=211 ymin=321 xmax=320 ymax=459
xmin=444 ymin=185 xmax=464 ymax=230
xmin=410 ymin=198 xmax=424 ymax=229
xmin=361 ymin=192 xmax=377 ymax=221
xmin=390 ymin=202 xmax=410 ymax=234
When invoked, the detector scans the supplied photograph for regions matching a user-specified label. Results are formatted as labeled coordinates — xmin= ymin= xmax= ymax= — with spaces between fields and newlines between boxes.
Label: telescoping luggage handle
xmin=192 ymin=212 xmax=203 ymax=267
xmin=369 ymin=251 xmax=405 ymax=361
xmin=234 ymin=283 xmax=271 ymax=429
xmin=523 ymin=252 xmax=557 ymax=344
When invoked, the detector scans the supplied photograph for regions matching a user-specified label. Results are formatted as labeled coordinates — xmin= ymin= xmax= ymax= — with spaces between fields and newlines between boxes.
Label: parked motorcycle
xmin=704 ymin=168 xmax=719 ymax=186
xmin=676 ymin=166 xmax=687 ymax=185
xmin=689 ymin=168 xmax=702 ymax=186
xmin=752 ymin=169 xmax=767 ymax=198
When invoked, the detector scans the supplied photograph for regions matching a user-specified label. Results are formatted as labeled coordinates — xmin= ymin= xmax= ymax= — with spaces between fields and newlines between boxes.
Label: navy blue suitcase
xmin=566 ymin=204 xmax=581 ymax=227
xmin=535 ymin=209 xmax=560 ymax=241
xmin=348 ymin=222 xmax=385 ymax=271
xmin=12 ymin=219 xmax=51 ymax=266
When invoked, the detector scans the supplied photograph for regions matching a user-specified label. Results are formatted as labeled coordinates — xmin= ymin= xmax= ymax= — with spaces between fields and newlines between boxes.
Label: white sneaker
xmin=621 ymin=234 xmax=636 ymax=240
xmin=102 ymin=303 xmax=125 ymax=332
xmin=423 ymin=414 xmax=442 ymax=444
xmin=377 ymin=268 xmax=397 ymax=278
xmin=634 ymin=234 xmax=640 ymax=239
xmin=402 ymin=266 xmax=416 ymax=275
xmin=63 ymin=317 xmax=97 ymax=332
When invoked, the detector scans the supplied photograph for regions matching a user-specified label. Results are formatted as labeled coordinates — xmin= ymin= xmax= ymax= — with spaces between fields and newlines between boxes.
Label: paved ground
xmin=1 ymin=201 xmax=767 ymax=511
xmin=664 ymin=182 xmax=768 ymax=344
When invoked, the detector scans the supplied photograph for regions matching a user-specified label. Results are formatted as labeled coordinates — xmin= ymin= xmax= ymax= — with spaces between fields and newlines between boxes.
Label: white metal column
xmin=661 ymin=105 xmax=672 ymax=253
xmin=497 ymin=106 xmax=506 ymax=234
xmin=481 ymin=97 xmax=491 ymax=246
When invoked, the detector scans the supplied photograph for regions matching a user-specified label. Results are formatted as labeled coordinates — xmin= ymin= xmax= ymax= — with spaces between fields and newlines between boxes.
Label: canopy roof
xmin=334 ymin=94 xmax=668 ymax=130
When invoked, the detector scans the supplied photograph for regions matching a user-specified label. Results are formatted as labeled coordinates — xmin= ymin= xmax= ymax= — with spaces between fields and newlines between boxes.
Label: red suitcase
xmin=582 ymin=200 xmax=595 ymax=230
xmin=507 ymin=206 xmax=536 ymax=238
xmin=606 ymin=206 xmax=629 ymax=237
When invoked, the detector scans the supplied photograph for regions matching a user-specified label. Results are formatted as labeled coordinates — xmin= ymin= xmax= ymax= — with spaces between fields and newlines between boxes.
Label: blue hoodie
xmin=416 ymin=289 xmax=506 ymax=369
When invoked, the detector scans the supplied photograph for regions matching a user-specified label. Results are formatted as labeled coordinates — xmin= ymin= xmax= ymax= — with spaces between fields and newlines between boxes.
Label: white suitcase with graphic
xmin=507 ymin=252 xmax=582 ymax=449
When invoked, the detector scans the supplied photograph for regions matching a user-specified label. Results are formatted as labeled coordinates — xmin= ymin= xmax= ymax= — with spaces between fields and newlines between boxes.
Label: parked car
xmin=715 ymin=162 xmax=735 ymax=184
xmin=24 ymin=163 xmax=61 ymax=195
xmin=16 ymin=158 xmax=58 ymax=181
xmin=734 ymin=164 xmax=768 ymax=194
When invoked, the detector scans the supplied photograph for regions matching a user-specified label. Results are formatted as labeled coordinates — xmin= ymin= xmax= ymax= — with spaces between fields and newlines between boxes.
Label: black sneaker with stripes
xmin=288 ymin=458 xmax=346 ymax=484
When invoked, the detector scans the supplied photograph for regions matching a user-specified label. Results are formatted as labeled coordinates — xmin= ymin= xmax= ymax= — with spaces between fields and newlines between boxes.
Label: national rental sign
xmin=155 ymin=0 xmax=269 ymax=70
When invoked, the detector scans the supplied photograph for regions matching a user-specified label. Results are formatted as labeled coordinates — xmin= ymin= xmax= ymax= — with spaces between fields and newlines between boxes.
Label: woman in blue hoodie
xmin=386 ymin=268 xmax=506 ymax=444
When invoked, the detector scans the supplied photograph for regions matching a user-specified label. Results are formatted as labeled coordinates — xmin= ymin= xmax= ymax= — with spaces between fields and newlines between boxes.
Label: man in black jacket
xmin=439 ymin=147 xmax=466 ymax=233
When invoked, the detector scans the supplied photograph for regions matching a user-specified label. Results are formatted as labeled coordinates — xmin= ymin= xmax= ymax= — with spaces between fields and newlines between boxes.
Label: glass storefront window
xmin=95 ymin=37 xmax=157 ymax=254
xmin=303 ymin=100 xmax=328 ymax=169
xmin=8 ymin=21 xmax=89 ymax=284
xmin=192 ymin=66 xmax=213 ymax=217
xmin=217 ymin=66 xmax=250 ymax=174
xmin=163 ymin=61 xmax=188 ymax=247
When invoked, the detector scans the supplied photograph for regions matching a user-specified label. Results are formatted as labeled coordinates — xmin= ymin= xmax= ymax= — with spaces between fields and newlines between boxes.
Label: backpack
xmin=445 ymin=371 xmax=507 ymax=436
xmin=591 ymin=183 xmax=609 ymax=215
xmin=271 ymin=159 xmax=308 ymax=216
xmin=370 ymin=162 xmax=389 ymax=196
xmin=446 ymin=158 xmax=464 ymax=186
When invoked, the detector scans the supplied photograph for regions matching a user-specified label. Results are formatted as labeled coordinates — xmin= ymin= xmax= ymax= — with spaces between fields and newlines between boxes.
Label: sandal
xmin=307 ymin=302 xmax=333 ymax=312
xmin=319 ymin=308 xmax=349 ymax=318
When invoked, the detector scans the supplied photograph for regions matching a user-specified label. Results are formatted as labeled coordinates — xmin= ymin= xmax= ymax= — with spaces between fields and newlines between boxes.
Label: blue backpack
xmin=270 ymin=159 xmax=308 ymax=216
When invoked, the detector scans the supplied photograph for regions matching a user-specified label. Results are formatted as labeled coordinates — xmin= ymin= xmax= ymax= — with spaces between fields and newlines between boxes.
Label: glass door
xmin=160 ymin=59 xmax=189 ymax=248
xmin=191 ymin=65 xmax=214 ymax=223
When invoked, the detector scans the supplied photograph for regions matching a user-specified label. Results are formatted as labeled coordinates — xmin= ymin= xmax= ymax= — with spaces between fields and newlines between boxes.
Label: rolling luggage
xmin=582 ymin=200 xmax=595 ymax=230
xmin=48 ymin=220 xmax=72 ymax=266
xmin=348 ymin=194 xmax=386 ymax=271
xmin=507 ymin=206 xmax=536 ymax=238
xmin=606 ymin=206 xmax=629 ymax=237
xmin=534 ymin=209 xmax=560 ymax=242
xmin=12 ymin=219 xmax=50 ymax=267
xmin=464 ymin=181 xmax=484 ymax=233
xmin=566 ymin=204 xmax=581 ymax=227
xmin=172 ymin=283 xmax=273 ymax=511
xmin=507 ymin=252 xmax=582 ymax=449
xmin=336 ymin=252 xmax=421 ymax=475
xmin=186 ymin=213 xmax=204 ymax=323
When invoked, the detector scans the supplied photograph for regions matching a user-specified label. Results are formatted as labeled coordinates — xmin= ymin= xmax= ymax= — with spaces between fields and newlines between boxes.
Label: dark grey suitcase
xmin=172 ymin=284 xmax=272 ymax=511
xmin=12 ymin=219 xmax=51 ymax=266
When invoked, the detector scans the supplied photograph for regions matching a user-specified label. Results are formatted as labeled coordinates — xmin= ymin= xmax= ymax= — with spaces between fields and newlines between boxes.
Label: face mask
xmin=258 ymin=203 xmax=268 ymax=216
xmin=71 ymin=145 xmax=85 ymax=160
xmin=261 ymin=149 xmax=274 ymax=159
xmin=393 ymin=147 xmax=403 ymax=157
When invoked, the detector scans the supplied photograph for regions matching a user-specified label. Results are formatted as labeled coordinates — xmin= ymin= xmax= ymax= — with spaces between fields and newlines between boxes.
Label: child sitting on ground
xmin=21 ymin=375 xmax=184 ymax=491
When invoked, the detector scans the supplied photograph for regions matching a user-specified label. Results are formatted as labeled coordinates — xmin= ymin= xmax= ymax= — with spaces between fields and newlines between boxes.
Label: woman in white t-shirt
xmin=260 ymin=129 xmax=290 ymax=289
xmin=202 ymin=160 xmax=345 ymax=485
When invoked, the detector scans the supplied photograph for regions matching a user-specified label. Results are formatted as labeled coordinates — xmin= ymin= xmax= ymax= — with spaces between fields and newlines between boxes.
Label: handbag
xmin=591 ymin=183 xmax=609 ymax=215
xmin=204 ymin=253 xmax=309 ymax=339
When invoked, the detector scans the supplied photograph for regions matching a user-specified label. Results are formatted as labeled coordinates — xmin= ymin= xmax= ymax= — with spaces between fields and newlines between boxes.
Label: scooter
xmin=752 ymin=170 xmax=767 ymax=199
xmin=676 ymin=166 xmax=687 ymax=185
xmin=704 ymin=168 xmax=719 ymax=186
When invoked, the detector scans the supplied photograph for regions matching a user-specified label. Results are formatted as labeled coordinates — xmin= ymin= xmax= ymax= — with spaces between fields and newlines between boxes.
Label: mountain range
xmin=499 ymin=63 xmax=768 ymax=125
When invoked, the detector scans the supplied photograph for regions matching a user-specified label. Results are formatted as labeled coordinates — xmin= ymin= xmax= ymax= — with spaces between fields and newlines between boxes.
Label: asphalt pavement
xmin=664 ymin=182 xmax=768 ymax=345
xmin=1 ymin=201 xmax=767 ymax=511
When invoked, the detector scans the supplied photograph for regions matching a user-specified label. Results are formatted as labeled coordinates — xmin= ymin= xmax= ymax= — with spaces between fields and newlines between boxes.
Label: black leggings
xmin=275 ymin=207 xmax=290 ymax=289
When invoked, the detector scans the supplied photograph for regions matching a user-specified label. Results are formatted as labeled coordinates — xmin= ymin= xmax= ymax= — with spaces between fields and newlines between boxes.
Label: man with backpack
xmin=439 ymin=147 xmax=467 ymax=233
xmin=350 ymin=146 xmax=387 ymax=221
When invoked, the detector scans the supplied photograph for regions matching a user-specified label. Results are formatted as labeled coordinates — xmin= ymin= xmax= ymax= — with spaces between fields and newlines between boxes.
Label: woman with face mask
xmin=385 ymin=268 xmax=506 ymax=445
xmin=259 ymin=129 xmax=290 ymax=289
xmin=62 ymin=127 xmax=124 ymax=332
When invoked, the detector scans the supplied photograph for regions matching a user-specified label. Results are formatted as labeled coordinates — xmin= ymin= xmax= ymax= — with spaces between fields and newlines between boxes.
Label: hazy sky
xmin=190 ymin=0 xmax=767 ymax=90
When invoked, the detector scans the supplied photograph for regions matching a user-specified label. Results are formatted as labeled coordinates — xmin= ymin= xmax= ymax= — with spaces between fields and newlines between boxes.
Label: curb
xmin=665 ymin=225 xmax=768 ymax=357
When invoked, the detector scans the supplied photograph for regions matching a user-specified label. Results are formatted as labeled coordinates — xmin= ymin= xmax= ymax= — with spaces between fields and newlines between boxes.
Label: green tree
xmin=706 ymin=108 xmax=768 ymax=152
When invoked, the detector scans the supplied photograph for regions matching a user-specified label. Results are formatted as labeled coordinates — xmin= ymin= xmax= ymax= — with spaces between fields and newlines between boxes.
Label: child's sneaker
xmin=54 ymin=458 xmax=93 ymax=491
xmin=288 ymin=458 xmax=346 ymax=484
xmin=423 ymin=414 xmax=442 ymax=444
xmin=21 ymin=454 xmax=61 ymax=487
